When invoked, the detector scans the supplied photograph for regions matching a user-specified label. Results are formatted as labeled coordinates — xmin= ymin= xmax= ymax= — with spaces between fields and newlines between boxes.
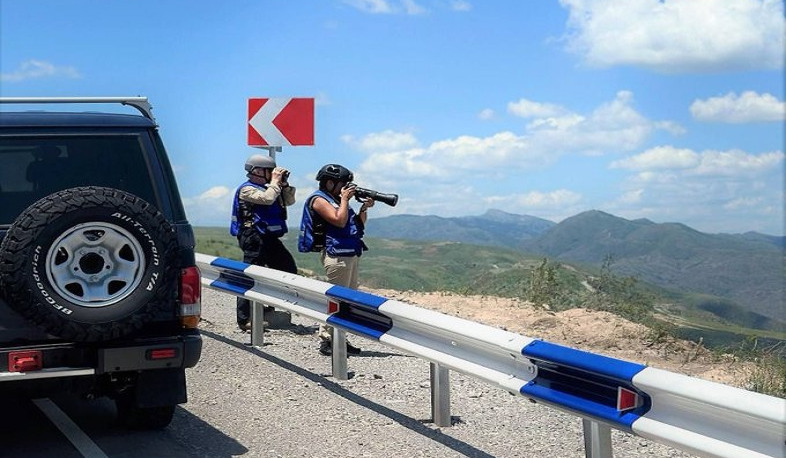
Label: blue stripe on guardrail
xmin=522 ymin=341 xmax=646 ymax=381
xmin=325 ymin=286 xmax=391 ymax=340
xmin=327 ymin=314 xmax=389 ymax=340
xmin=211 ymin=257 xmax=251 ymax=273
xmin=326 ymin=285 xmax=388 ymax=309
xmin=208 ymin=257 xmax=255 ymax=295
xmin=520 ymin=340 xmax=650 ymax=430
xmin=520 ymin=382 xmax=642 ymax=429
xmin=211 ymin=272 xmax=255 ymax=295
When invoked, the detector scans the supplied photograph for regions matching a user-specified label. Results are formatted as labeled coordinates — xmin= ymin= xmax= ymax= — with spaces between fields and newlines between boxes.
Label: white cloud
xmin=485 ymin=189 xmax=583 ymax=208
xmin=524 ymin=91 xmax=673 ymax=156
xmin=693 ymin=150 xmax=784 ymax=176
xmin=429 ymin=132 xmax=536 ymax=167
xmin=724 ymin=196 xmax=762 ymax=210
xmin=508 ymin=98 xmax=566 ymax=118
xmin=611 ymin=146 xmax=700 ymax=170
xmin=343 ymin=0 xmax=395 ymax=14
xmin=607 ymin=147 xmax=784 ymax=234
xmin=342 ymin=130 xmax=419 ymax=153
xmin=401 ymin=0 xmax=427 ymax=15
xmin=342 ymin=0 xmax=426 ymax=15
xmin=450 ymin=0 xmax=472 ymax=12
xmin=183 ymin=186 xmax=232 ymax=226
xmin=526 ymin=113 xmax=584 ymax=131
xmin=559 ymin=0 xmax=785 ymax=72
xmin=653 ymin=121 xmax=687 ymax=136
xmin=478 ymin=108 xmax=495 ymax=120
xmin=1 ymin=59 xmax=81 ymax=82
xmin=618 ymin=189 xmax=644 ymax=204
xmin=613 ymin=147 xmax=784 ymax=176
xmin=690 ymin=91 xmax=786 ymax=123
xmin=355 ymin=92 xmax=678 ymax=189
xmin=199 ymin=186 xmax=231 ymax=200
xmin=357 ymin=130 xmax=546 ymax=187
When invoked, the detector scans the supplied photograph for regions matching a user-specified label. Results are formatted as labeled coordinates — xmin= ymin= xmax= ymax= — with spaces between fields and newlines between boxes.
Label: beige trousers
xmin=318 ymin=252 xmax=360 ymax=341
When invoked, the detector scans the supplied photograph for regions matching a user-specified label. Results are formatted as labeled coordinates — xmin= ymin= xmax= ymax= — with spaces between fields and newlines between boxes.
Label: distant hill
xmin=520 ymin=210 xmax=784 ymax=321
xmin=368 ymin=209 xmax=785 ymax=323
xmin=366 ymin=209 xmax=555 ymax=249
xmin=194 ymin=226 xmax=785 ymax=349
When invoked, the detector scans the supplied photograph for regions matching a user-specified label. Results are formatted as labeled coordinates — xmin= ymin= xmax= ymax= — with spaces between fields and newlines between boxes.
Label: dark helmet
xmin=316 ymin=164 xmax=353 ymax=182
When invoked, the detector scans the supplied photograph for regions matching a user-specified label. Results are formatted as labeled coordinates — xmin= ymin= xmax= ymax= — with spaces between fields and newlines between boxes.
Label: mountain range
xmin=365 ymin=209 xmax=785 ymax=323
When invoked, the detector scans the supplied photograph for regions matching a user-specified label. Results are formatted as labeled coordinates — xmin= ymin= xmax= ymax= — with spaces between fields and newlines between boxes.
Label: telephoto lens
xmin=354 ymin=186 xmax=398 ymax=207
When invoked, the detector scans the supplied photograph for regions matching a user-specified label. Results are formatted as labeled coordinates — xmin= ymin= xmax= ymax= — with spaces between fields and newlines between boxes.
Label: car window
xmin=0 ymin=135 xmax=157 ymax=223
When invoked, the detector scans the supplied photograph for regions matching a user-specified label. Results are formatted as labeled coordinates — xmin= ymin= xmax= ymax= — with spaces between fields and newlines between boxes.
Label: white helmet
xmin=244 ymin=154 xmax=276 ymax=172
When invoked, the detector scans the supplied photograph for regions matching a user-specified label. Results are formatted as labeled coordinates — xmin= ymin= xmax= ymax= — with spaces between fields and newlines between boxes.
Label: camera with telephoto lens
xmin=351 ymin=184 xmax=398 ymax=207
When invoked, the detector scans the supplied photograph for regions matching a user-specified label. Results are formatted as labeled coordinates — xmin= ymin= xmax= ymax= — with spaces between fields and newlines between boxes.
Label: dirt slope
xmin=368 ymin=288 xmax=753 ymax=387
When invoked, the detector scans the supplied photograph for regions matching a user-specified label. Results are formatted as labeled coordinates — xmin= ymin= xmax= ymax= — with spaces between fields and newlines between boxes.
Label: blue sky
xmin=2 ymin=0 xmax=784 ymax=235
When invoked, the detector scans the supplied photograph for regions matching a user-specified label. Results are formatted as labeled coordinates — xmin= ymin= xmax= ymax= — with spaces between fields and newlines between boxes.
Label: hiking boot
xmin=346 ymin=341 xmax=361 ymax=355
xmin=238 ymin=321 xmax=268 ymax=332
xmin=319 ymin=340 xmax=332 ymax=356
xmin=318 ymin=340 xmax=361 ymax=356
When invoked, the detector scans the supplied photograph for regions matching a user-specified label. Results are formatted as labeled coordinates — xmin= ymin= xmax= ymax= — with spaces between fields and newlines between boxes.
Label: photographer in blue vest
xmin=299 ymin=164 xmax=375 ymax=356
xmin=231 ymin=154 xmax=297 ymax=332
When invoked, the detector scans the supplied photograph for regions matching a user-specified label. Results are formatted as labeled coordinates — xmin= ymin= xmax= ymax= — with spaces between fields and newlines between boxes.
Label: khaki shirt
xmin=239 ymin=183 xmax=296 ymax=206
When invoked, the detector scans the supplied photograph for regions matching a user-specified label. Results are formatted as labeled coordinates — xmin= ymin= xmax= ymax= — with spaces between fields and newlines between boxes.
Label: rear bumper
xmin=0 ymin=332 xmax=202 ymax=382
xmin=97 ymin=333 xmax=202 ymax=373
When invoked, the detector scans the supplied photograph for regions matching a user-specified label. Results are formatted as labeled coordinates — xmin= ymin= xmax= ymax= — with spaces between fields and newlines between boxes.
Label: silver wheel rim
xmin=46 ymin=222 xmax=146 ymax=307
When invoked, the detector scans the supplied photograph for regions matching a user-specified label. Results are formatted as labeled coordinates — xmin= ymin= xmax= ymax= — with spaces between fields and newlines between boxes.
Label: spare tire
xmin=0 ymin=187 xmax=177 ymax=341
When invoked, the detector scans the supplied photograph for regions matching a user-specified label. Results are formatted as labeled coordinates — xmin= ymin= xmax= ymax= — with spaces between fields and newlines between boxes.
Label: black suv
xmin=0 ymin=97 xmax=202 ymax=429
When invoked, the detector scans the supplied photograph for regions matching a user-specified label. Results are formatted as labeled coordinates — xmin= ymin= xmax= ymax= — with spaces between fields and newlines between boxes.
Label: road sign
xmin=248 ymin=97 xmax=314 ymax=147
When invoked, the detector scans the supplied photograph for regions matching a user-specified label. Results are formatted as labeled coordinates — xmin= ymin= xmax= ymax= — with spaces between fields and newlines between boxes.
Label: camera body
xmin=277 ymin=168 xmax=290 ymax=185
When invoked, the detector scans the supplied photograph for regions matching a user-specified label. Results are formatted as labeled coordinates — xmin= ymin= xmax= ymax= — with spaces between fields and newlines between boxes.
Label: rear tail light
xmin=146 ymin=348 xmax=179 ymax=360
xmin=180 ymin=266 xmax=201 ymax=328
xmin=8 ymin=350 xmax=43 ymax=372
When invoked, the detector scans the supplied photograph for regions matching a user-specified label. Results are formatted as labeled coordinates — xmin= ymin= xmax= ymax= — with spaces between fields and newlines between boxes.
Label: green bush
xmin=747 ymin=352 xmax=786 ymax=398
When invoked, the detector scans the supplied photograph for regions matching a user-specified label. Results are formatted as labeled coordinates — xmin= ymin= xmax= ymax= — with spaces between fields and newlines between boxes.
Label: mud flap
xmin=134 ymin=368 xmax=187 ymax=408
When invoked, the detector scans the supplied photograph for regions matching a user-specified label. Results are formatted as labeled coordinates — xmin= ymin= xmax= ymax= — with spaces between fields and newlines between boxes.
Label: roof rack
xmin=0 ymin=97 xmax=156 ymax=123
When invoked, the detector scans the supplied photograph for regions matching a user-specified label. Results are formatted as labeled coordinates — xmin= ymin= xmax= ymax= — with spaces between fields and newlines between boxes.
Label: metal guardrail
xmin=196 ymin=253 xmax=786 ymax=458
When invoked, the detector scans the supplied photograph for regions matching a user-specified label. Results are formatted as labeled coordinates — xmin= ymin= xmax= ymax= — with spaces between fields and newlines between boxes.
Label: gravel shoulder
xmin=173 ymin=287 xmax=711 ymax=458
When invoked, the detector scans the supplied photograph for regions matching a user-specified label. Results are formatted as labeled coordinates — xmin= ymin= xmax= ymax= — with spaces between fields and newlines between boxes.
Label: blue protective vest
xmin=298 ymin=190 xmax=364 ymax=256
xmin=230 ymin=181 xmax=288 ymax=237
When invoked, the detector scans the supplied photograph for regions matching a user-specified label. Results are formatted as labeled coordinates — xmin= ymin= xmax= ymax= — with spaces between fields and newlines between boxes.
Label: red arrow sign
xmin=248 ymin=98 xmax=314 ymax=147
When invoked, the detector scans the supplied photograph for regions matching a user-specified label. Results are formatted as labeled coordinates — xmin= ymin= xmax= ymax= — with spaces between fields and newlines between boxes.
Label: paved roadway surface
xmin=0 ymin=288 xmax=697 ymax=458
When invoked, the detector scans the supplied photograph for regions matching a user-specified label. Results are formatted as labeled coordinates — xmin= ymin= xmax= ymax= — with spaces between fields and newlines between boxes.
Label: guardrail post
xmin=251 ymin=301 xmax=265 ymax=347
xmin=582 ymin=419 xmax=612 ymax=458
xmin=430 ymin=362 xmax=451 ymax=427
xmin=332 ymin=329 xmax=348 ymax=380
